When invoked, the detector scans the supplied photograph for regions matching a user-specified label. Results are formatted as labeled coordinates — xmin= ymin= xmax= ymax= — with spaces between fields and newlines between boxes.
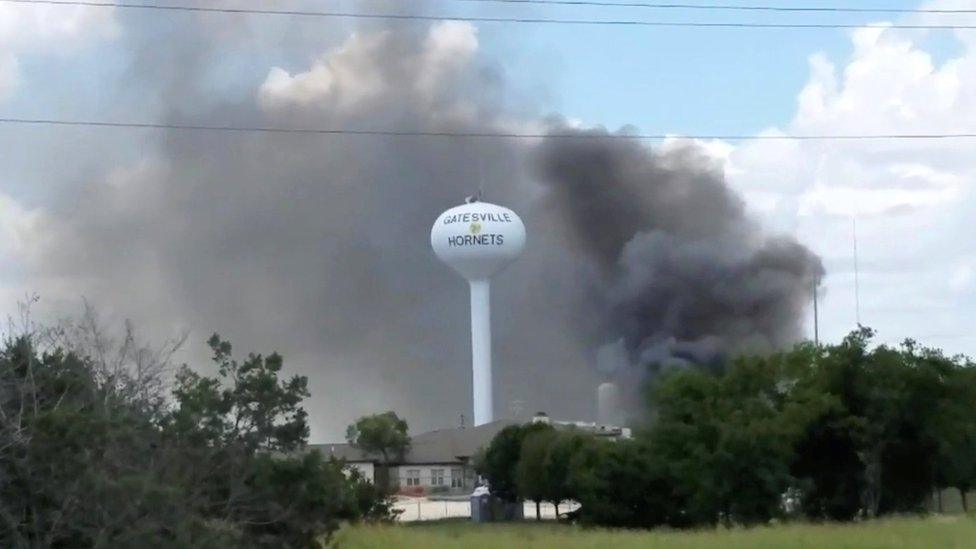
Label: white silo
xmin=431 ymin=199 xmax=526 ymax=426
xmin=597 ymin=381 xmax=622 ymax=427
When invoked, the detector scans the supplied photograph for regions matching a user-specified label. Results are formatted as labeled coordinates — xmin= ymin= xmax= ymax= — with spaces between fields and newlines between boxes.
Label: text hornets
xmin=443 ymin=211 xmax=513 ymax=247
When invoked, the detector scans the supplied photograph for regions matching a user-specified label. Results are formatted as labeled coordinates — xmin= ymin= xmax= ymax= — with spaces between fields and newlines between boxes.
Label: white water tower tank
xmin=431 ymin=201 xmax=526 ymax=426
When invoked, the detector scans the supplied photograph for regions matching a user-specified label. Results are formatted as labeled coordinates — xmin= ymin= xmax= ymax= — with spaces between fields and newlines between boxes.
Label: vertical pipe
xmin=469 ymin=279 xmax=493 ymax=425
xmin=853 ymin=217 xmax=861 ymax=326
xmin=597 ymin=382 xmax=620 ymax=426
xmin=813 ymin=277 xmax=820 ymax=346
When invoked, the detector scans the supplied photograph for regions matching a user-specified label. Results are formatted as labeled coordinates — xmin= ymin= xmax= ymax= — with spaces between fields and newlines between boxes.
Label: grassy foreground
xmin=330 ymin=516 xmax=976 ymax=548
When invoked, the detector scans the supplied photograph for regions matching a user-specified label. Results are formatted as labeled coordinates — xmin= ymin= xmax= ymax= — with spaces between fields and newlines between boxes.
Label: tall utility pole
xmin=813 ymin=276 xmax=820 ymax=346
xmin=853 ymin=218 xmax=861 ymax=326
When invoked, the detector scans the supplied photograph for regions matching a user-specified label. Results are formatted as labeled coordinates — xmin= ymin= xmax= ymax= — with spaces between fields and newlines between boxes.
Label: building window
xmin=431 ymin=468 xmax=445 ymax=486
xmin=405 ymin=469 xmax=420 ymax=486
xmin=451 ymin=468 xmax=464 ymax=488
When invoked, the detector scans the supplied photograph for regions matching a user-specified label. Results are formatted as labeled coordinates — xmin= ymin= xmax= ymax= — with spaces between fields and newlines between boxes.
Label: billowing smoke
xmin=534 ymin=134 xmax=823 ymax=415
xmin=14 ymin=10 xmax=821 ymax=439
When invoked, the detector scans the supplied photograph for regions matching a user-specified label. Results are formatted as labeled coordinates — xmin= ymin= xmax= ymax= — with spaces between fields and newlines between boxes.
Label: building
xmin=311 ymin=413 xmax=631 ymax=495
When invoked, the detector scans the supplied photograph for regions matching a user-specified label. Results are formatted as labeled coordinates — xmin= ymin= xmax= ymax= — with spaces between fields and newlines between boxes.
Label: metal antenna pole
xmin=466 ymin=156 xmax=486 ymax=204
xmin=478 ymin=154 xmax=486 ymax=201
xmin=813 ymin=276 xmax=820 ymax=346
xmin=853 ymin=218 xmax=861 ymax=326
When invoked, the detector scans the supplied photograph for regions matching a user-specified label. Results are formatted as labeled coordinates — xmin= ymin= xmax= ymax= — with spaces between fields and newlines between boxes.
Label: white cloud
xmin=949 ymin=261 xmax=974 ymax=293
xmin=258 ymin=22 xmax=480 ymax=115
xmin=0 ymin=2 xmax=118 ymax=46
xmin=0 ymin=52 xmax=17 ymax=100
xmin=715 ymin=10 xmax=976 ymax=352
xmin=0 ymin=1 xmax=118 ymax=102
xmin=0 ymin=191 xmax=39 ymax=261
xmin=258 ymin=30 xmax=392 ymax=112
xmin=662 ymin=136 xmax=735 ymax=165
xmin=416 ymin=21 xmax=479 ymax=97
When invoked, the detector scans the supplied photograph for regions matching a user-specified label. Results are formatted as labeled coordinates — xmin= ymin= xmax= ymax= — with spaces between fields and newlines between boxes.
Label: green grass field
xmin=330 ymin=516 xmax=976 ymax=548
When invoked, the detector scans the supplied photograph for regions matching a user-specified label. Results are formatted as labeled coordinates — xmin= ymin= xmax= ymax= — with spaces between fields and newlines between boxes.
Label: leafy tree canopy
xmin=477 ymin=422 xmax=552 ymax=503
xmin=345 ymin=411 xmax=410 ymax=465
xmin=1 ymin=314 xmax=389 ymax=548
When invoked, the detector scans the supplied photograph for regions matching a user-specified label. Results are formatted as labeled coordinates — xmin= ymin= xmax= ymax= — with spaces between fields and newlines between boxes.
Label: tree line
xmin=478 ymin=327 xmax=976 ymax=527
xmin=5 ymin=301 xmax=973 ymax=543
xmin=0 ymin=306 xmax=389 ymax=548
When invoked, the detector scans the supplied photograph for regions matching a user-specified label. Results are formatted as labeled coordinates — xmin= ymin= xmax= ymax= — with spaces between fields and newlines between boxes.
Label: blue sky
xmin=3 ymin=0 xmax=957 ymax=139
xmin=465 ymin=0 xmax=950 ymax=134
xmin=3 ymin=0 xmax=964 ymax=142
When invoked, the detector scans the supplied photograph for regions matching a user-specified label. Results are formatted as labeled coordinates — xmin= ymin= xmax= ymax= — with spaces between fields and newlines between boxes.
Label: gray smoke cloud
xmin=532 ymin=133 xmax=823 ymax=416
xmin=16 ymin=8 xmax=822 ymax=439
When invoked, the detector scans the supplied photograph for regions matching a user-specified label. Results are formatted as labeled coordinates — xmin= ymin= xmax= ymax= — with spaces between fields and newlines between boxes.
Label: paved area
xmin=392 ymin=496 xmax=578 ymax=522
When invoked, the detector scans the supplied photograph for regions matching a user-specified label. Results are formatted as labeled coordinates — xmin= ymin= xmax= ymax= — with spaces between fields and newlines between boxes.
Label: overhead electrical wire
xmin=451 ymin=0 xmax=976 ymax=15
xmin=2 ymin=117 xmax=976 ymax=141
xmin=3 ymin=0 xmax=976 ymax=30
xmin=4 ymin=1 xmax=974 ymax=142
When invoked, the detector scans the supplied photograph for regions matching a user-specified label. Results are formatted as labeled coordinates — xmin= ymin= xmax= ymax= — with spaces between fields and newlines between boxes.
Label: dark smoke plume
xmin=15 ymin=12 xmax=822 ymax=439
xmin=532 ymin=132 xmax=823 ymax=415
xmin=536 ymin=134 xmax=823 ymax=362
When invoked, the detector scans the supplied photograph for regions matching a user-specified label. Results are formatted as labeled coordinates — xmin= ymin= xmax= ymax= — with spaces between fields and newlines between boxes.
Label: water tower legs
xmin=469 ymin=278 xmax=493 ymax=426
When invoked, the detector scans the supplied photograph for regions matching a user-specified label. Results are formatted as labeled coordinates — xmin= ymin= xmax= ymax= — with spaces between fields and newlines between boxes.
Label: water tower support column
xmin=469 ymin=278 xmax=493 ymax=426
xmin=431 ymin=201 xmax=524 ymax=429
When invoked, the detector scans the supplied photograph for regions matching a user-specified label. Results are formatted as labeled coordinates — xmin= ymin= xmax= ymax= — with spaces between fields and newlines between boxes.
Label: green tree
xmin=1 ymin=307 xmax=389 ymax=548
xmin=873 ymin=342 xmax=946 ymax=515
xmin=243 ymin=452 xmax=369 ymax=547
xmin=163 ymin=334 xmax=384 ymax=546
xmin=345 ymin=411 xmax=410 ymax=466
xmin=569 ymin=438 xmax=677 ymax=528
xmin=478 ymin=422 xmax=552 ymax=503
xmin=648 ymin=342 xmax=830 ymax=526
xmin=167 ymin=334 xmax=310 ymax=453
xmin=931 ymin=358 xmax=976 ymax=512
xmin=789 ymin=330 xmax=949 ymax=518
xmin=790 ymin=330 xmax=874 ymax=520
xmin=542 ymin=430 xmax=589 ymax=519
xmin=516 ymin=428 xmax=557 ymax=520
xmin=0 ymin=334 xmax=222 ymax=547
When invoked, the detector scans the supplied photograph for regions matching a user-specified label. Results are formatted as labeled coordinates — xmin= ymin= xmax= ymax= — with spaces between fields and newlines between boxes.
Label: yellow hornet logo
xmin=469 ymin=222 xmax=482 ymax=235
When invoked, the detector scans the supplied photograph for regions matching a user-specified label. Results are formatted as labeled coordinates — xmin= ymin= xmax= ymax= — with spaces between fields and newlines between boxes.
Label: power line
xmin=3 ymin=117 xmax=976 ymax=140
xmin=4 ymin=0 xmax=976 ymax=30
xmin=454 ymin=0 xmax=976 ymax=15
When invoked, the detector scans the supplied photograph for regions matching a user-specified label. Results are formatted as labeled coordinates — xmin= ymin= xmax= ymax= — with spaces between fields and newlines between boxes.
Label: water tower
xmin=431 ymin=199 xmax=525 ymax=426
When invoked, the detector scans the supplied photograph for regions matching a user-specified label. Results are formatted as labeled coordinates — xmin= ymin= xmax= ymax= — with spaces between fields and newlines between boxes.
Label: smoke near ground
xmin=11 ymin=11 xmax=822 ymax=439
xmin=534 ymin=135 xmax=823 ymax=413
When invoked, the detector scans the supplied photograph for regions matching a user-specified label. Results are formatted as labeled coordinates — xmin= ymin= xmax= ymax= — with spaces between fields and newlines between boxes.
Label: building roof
xmin=310 ymin=442 xmax=374 ymax=463
xmin=404 ymin=419 xmax=516 ymax=464
xmin=309 ymin=419 xmax=517 ymax=465
xmin=310 ymin=416 xmax=630 ymax=466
